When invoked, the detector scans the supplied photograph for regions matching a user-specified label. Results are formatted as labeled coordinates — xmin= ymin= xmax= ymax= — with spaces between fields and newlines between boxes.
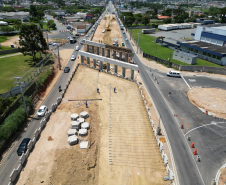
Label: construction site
xmin=16 ymin=12 xmax=170 ymax=185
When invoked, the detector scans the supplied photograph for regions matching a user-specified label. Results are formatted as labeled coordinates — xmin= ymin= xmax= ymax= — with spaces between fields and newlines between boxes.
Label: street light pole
xmin=14 ymin=77 xmax=27 ymax=115
xmin=137 ymin=33 xmax=140 ymax=54
xmin=57 ymin=45 xmax=61 ymax=70
xmin=157 ymin=113 xmax=161 ymax=135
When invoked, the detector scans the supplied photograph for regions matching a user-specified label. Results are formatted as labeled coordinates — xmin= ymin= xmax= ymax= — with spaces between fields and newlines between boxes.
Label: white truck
xmin=76 ymin=46 xmax=79 ymax=51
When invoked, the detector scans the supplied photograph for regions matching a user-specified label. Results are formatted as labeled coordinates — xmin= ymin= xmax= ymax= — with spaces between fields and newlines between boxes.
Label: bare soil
xmin=1 ymin=36 xmax=20 ymax=47
xmin=188 ymin=87 xmax=226 ymax=119
xmin=17 ymin=65 xmax=168 ymax=185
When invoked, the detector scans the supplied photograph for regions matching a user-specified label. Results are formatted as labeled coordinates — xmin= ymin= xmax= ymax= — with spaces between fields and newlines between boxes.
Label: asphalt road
xmin=0 ymin=35 xmax=84 ymax=185
xmin=117 ymin=16 xmax=206 ymax=185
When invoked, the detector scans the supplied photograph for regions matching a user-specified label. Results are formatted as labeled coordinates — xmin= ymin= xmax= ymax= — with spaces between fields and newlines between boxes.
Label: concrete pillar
xmin=125 ymin=53 xmax=129 ymax=62
xmin=92 ymin=46 xmax=94 ymax=53
xmin=107 ymin=63 xmax=110 ymax=71
xmin=97 ymin=47 xmax=99 ymax=55
xmin=122 ymin=67 xmax=126 ymax=77
xmin=107 ymin=49 xmax=110 ymax=58
xmin=113 ymin=51 xmax=116 ymax=59
xmin=130 ymin=70 xmax=134 ymax=80
xmin=119 ymin=52 xmax=122 ymax=60
xmin=100 ymin=61 xmax=103 ymax=70
xmin=87 ymin=45 xmax=89 ymax=52
xmin=114 ymin=65 xmax=118 ymax=74
xmin=87 ymin=57 xmax=90 ymax=65
xmin=93 ymin=59 xmax=97 ymax=68
xmin=102 ymin=48 xmax=105 ymax=56
xmin=81 ymin=55 xmax=84 ymax=64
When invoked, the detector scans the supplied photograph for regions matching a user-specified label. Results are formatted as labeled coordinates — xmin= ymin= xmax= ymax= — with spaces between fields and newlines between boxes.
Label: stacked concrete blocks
xmin=68 ymin=135 xmax=79 ymax=146
xmin=80 ymin=111 xmax=89 ymax=119
xmin=81 ymin=122 xmax=90 ymax=130
xmin=70 ymin=113 xmax=79 ymax=120
xmin=71 ymin=121 xmax=81 ymax=130
xmin=79 ymin=129 xmax=88 ymax=136
xmin=67 ymin=129 xmax=78 ymax=136
xmin=77 ymin=118 xmax=85 ymax=124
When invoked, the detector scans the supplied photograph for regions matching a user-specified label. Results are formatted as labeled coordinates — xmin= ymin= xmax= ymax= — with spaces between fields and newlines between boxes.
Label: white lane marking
xmin=145 ymin=72 xmax=205 ymax=185
xmin=189 ymin=79 xmax=196 ymax=82
xmin=185 ymin=121 xmax=226 ymax=136
xmin=181 ymin=75 xmax=191 ymax=89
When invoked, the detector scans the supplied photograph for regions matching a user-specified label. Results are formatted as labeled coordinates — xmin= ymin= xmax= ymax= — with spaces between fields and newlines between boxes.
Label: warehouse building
xmin=177 ymin=24 xmax=226 ymax=65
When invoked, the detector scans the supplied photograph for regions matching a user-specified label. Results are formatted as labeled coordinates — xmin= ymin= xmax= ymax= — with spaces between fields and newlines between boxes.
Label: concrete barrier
xmin=9 ymin=169 xmax=18 ymax=182
xmin=16 ymin=164 xmax=23 ymax=174
xmin=27 ymin=140 xmax=33 ymax=151
xmin=19 ymin=153 xmax=26 ymax=165
xmin=38 ymin=127 xmax=42 ymax=134
xmin=24 ymin=149 xmax=30 ymax=159
xmin=164 ymin=154 xmax=168 ymax=165
xmin=34 ymin=129 xmax=39 ymax=139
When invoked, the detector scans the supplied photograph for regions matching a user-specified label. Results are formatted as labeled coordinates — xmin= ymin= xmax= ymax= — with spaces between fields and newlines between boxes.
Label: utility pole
xmin=57 ymin=45 xmax=61 ymax=70
xmin=14 ymin=77 xmax=28 ymax=115
xmin=137 ymin=33 xmax=140 ymax=54
xmin=157 ymin=113 xmax=161 ymax=135
xmin=155 ymin=45 xmax=157 ymax=56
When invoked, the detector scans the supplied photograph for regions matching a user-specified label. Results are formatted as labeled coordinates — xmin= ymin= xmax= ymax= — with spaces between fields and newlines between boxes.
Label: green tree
xmin=221 ymin=7 xmax=226 ymax=23
xmin=29 ymin=5 xmax=38 ymax=19
xmin=163 ymin=18 xmax=172 ymax=24
xmin=124 ymin=16 xmax=135 ymax=27
xmin=51 ymin=12 xmax=57 ymax=18
xmin=209 ymin=6 xmax=220 ymax=16
xmin=19 ymin=24 xmax=47 ymax=61
xmin=0 ymin=6 xmax=16 ymax=12
xmin=134 ymin=19 xmax=139 ymax=26
xmin=142 ymin=15 xmax=150 ymax=25
xmin=162 ymin=9 xmax=172 ymax=16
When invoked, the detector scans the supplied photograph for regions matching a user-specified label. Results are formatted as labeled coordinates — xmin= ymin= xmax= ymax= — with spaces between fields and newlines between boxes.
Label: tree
xmin=162 ymin=9 xmax=172 ymax=16
xmin=29 ymin=5 xmax=38 ymax=18
xmin=0 ymin=7 xmax=16 ymax=12
xmin=136 ymin=16 xmax=142 ymax=23
xmin=51 ymin=12 xmax=57 ymax=18
xmin=124 ymin=16 xmax=135 ymax=27
xmin=134 ymin=19 xmax=139 ymax=26
xmin=163 ymin=18 xmax=172 ymax=24
xmin=221 ymin=7 xmax=226 ymax=23
xmin=47 ymin=20 xmax=56 ymax=30
xmin=19 ymin=24 xmax=47 ymax=61
xmin=209 ymin=6 xmax=220 ymax=16
xmin=142 ymin=15 xmax=150 ymax=25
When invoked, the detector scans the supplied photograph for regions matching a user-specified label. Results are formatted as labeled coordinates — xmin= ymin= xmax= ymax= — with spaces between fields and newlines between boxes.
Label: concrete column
xmin=93 ymin=59 xmax=96 ymax=68
xmin=130 ymin=69 xmax=134 ymax=80
xmin=100 ymin=61 xmax=103 ymax=70
xmin=81 ymin=55 xmax=84 ymax=64
xmin=102 ymin=48 xmax=105 ymax=56
xmin=97 ymin=47 xmax=99 ymax=55
xmin=125 ymin=53 xmax=129 ymax=62
xmin=107 ymin=63 xmax=110 ymax=72
xmin=107 ymin=49 xmax=110 ymax=58
xmin=122 ymin=67 xmax=126 ymax=77
xmin=87 ymin=45 xmax=89 ymax=52
xmin=119 ymin=52 xmax=122 ymax=60
xmin=114 ymin=65 xmax=118 ymax=74
xmin=87 ymin=57 xmax=90 ymax=66
xmin=113 ymin=51 xmax=116 ymax=59
xmin=92 ymin=46 xmax=94 ymax=53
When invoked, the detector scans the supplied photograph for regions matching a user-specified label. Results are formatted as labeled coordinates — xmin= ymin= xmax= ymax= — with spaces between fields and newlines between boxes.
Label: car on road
xmin=52 ymin=43 xmax=59 ymax=46
xmin=125 ymin=38 xmax=128 ymax=41
xmin=75 ymin=34 xmax=80 ymax=36
xmin=17 ymin=138 xmax=30 ymax=156
xmin=37 ymin=105 xmax=48 ymax=117
xmin=71 ymin=55 xmax=76 ymax=61
xmin=48 ymin=42 xmax=54 ymax=45
xmin=76 ymin=46 xmax=79 ymax=51
xmin=123 ymin=31 xmax=125 ymax=34
xmin=167 ymin=71 xmax=181 ymax=77
xmin=64 ymin=66 xmax=70 ymax=73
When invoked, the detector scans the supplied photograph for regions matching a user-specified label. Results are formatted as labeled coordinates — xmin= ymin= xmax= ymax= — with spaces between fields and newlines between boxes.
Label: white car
xmin=52 ymin=43 xmax=59 ymax=46
xmin=37 ymin=105 xmax=48 ymax=117
xmin=123 ymin=31 xmax=125 ymax=34
xmin=125 ymin=38 xmax=128 ymax=41
xmin=71 ymin=55 xmax=76 ymax=61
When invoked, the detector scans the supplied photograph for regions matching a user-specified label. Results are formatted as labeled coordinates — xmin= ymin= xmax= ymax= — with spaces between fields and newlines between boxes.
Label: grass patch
xmin=0 ymin=53 xmax=42 ymax=94
xmin=0 ymin=45 xmax=12 ymax=51
xmin=131 ymin=29 xmax=223 ymax=67
xmin=0 ymin=36 xmax=9 ymax=43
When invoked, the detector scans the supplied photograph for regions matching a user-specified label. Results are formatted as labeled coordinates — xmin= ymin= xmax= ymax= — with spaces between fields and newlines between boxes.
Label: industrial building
xmin=158 ymin=23 xmax=193 ymax=31
xmin=177 ymin=24 xmax=226 ymax=65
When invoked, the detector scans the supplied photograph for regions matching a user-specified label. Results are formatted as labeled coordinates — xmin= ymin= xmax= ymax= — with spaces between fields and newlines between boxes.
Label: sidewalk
xmin=0 ymin=52 xmax=21 ymax=59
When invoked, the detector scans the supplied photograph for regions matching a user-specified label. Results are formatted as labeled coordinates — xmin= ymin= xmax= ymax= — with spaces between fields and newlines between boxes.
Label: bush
xmin=0 ymin=96 xmax=18 ymax=115
xmin=19 ymin=96 xmax=33 ymax=109
xmin=0 ymin=106 xmax=27 ymax=141
xmin=36 ymin=69 xmax=52 ymax=88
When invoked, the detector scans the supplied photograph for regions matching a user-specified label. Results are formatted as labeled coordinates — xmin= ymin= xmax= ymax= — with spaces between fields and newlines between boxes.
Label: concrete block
xmin=154 ymin=129 xmax=157 ymax=137
xmin=169 ymin=169 xmax=174 ymax=180
xmin=24 ymin=150 xmax=30 ymax=159
xmin=80 ymin=111 xmax=89 ymax=119
xmin=80 ymin=141 xmax=88 ymax=149
xmin=8 ymin=182 xmax=12 ymax=185
xmin=27 ymin=140 xmax=33 ymax=151
xmin=157 ymin=138 xmax=160 ymax=145
xmin=10 ymin=169 xmax=18 ymax=182
xmin=19 ymin=153 xmax=26 ymax=165
xmin=161 ymin=151 xmax=165 ymax=159
xmin=34 ymin=129 xmax=39 ymax=139
xmin=67 ymin=129 xmax=77 ymax=136
xmin=17 ymin=164 xmax=23 ymax=173
xmin=79 ymin=129 xmax=88 ymax=136
xmin=81 ymin=122 xmax=90 ymax=130
xmin=164 ymin=154 xmax=168 ymax=165
xmin=71 ymin=121 xmax=81 ymax=130
xmin=70 ymin=113 xmax=79 ymax=120
xmin=68 ymin=135 xmax=78 ymax=146
xmin=32 ymin=137 xmax=36 ymax=145
xmin=38 ymin=127 xmax=42 ymax=134
xmin=159 ymin=142 xmax=163 ymax=151
xmin=77 ymin=118 xmax=85 ymax=123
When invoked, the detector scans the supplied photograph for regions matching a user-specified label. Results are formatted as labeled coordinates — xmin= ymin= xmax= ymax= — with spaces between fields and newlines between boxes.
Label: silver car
xmin=37 ymin=105 xmax=48 ymax=117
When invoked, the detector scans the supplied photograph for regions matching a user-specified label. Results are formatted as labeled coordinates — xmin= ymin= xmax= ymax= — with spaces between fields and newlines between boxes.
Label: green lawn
xmin=131 ymin=29 xmax=223 ymax=67
xmin=0 ymin=36 xmax=9 ymax=43
xmin=0 ymin=54 xmax=41 ymax=94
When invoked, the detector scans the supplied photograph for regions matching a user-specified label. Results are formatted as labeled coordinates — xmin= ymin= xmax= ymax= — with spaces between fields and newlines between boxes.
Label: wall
xmin=0 ymin=48 xmax=20 ymax=55
xmin=179 ymin=65 xmax=226 ymax=75
xmin=173 ymin=51 xmax=197 ymax=65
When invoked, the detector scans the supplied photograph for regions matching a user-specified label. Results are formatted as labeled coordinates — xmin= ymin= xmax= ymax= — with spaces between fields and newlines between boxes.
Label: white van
xmin=167 ymin=71 xmax=181 ymax=77
xmin=76 ymin=46 xmax=79 ymax=51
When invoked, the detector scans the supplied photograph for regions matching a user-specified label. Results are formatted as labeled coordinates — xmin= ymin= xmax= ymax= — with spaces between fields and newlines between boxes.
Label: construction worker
xmin=97 ymin=88 xmax=99 ymax=94
xmin=114 ymin=87 xmax=116 ymax=93
xmin=85 ymin=101 xmax=88 ymax=108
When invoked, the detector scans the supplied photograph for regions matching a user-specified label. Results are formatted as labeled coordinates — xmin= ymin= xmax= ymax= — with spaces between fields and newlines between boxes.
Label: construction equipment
xmin=106 ymin=28 xmax=111 ymax=31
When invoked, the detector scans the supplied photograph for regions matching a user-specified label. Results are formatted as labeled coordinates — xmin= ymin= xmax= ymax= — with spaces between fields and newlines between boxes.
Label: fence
xmin=0 ymin=48 xmax=20 ymax=55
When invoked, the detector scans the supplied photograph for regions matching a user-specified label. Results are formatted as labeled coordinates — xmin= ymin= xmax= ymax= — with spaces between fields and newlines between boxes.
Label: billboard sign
xmin=86 ymin=14 xmax=93 ymax=17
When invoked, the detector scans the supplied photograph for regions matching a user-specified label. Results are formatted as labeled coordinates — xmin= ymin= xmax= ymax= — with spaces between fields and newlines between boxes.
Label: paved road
xmin=116 ymin=14 xmax=205 ymax=185
xmin=0 ymin=35 xmax=84 ymax=185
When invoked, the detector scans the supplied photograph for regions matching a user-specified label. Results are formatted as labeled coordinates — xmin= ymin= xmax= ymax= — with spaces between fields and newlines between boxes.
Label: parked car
xmin=48 ymin=41 xmax=54 ymax=45
xmin=71 ymin=55 xmax=75 ymax=61
xmin=37 ymin=105 xmax=48 ymax=117
xmin=167 ymin=71 xmax=181 ymax=78
xmin=52 ymin=43 xmax=59 ymax=46
xmin=17 ymin=138 xmax=30 ymax=156
xmin=64 ymin=67 xmax=70 ymax=73
xmin=123 ymin=31 xmax=125 ymax=34
xmin=76 ymin=46 xmax=79 ymax=51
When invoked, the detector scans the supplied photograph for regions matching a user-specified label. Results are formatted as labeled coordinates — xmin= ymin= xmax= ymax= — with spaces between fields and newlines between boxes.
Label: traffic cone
xmin=190 ymin=142 xmax=195 ymax=148
xmin=180 ymin=124 xmax=184 ymax=129
xmin=193 ymin=149 xmax=197 ymax=155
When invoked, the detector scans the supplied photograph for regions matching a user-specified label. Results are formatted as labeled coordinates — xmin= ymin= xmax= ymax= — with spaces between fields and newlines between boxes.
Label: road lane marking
xmin=181 ymin=75 xmax=191 ymax=89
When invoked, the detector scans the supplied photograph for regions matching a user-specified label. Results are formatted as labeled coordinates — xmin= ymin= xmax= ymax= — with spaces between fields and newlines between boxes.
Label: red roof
xmin=157 ymin=15 xmax=170 ymax=19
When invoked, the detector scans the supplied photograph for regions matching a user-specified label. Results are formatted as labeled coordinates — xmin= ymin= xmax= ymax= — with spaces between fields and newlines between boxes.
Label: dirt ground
xmin=1 ymin=36 xmax=20 ymax=47
xmin=188 ymin=87 xmax=226 ymax=119
xmin=17 ymin=65 xmax=168 ymax=185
